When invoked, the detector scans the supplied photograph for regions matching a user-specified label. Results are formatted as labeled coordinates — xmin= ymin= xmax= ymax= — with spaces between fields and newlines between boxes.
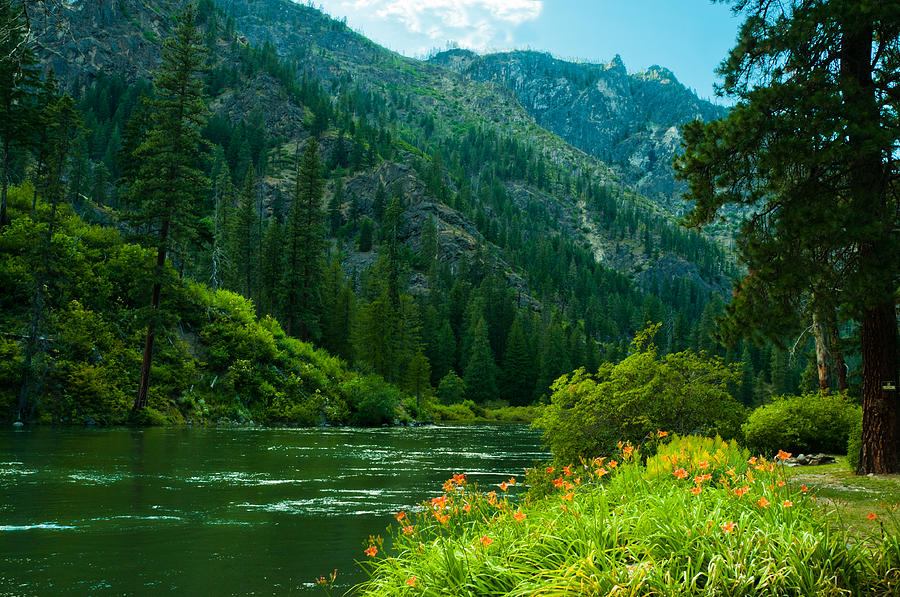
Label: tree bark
xmin=812 ymin=312 xmax=830 ymax=392
xmin=134 ymin=218 xmax=169 ymax=413
xmin=857 ymin=302 xmax=899 ymax=474
xmin=826 ymin=310 xmax=848 ymax=392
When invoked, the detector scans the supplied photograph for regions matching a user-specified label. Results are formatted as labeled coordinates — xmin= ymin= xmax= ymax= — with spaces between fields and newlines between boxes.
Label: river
xmin=0 ymin=424 xmax=546 ymax=595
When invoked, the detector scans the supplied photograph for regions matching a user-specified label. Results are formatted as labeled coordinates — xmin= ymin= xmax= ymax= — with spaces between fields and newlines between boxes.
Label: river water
xmin=0 ymin=424 xmax=546 ymax=595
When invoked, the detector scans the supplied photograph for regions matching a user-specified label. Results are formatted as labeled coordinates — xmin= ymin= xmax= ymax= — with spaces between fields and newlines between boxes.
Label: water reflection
xmin=0 ymin=424 xmax=547 ymax=595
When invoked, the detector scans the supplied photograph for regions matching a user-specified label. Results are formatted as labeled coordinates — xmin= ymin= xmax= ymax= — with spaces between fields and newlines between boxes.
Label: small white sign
xmin=883 ymin=382 xmax=897 ymax=391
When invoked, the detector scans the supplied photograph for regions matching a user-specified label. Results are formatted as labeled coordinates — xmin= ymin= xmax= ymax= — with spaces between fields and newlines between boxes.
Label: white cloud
xmin=336 ymin=0 xmax=542 ymax=52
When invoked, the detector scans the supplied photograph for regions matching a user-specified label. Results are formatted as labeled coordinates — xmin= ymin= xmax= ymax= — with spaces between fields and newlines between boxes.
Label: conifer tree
xmin=464 ymin=317 xmax=498 ymax=403
xmin=259 ymin=216 xmax=283 ymax=315
xmin=0 ymin=0 xmax=41 ymax=228
xmin=232 ymin=169 xmax=259 ymax=300
xmin=126 ymin=6 xmax=208 ymax=413
xmin=281 ymin=139 xmax=325 ymax=340
xmin=675 ymin=0 xmax=899 ymax=473
xmin=501 ymin=315 xmax=535 ymax=405
xmin=327 ymin=177 xmax=344 ymax=235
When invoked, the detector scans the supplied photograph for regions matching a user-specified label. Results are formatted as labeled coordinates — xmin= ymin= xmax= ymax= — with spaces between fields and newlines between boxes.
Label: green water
xmin=0 ymin=424 xmax=546 ymax=595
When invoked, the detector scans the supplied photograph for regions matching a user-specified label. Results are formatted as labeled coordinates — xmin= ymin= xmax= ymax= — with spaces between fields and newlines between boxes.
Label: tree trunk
xmin=857 ymin=302 xmax=899 ymax=474
xmin=826 ymin=310 xmax=848 ymax=392
xmin=0 ymin=138 xmax=9 ymax=228
xmin=812 ymin=312 xmax=830 ymax=392
xmin=134 ymin=218 xmax=170 ymax=413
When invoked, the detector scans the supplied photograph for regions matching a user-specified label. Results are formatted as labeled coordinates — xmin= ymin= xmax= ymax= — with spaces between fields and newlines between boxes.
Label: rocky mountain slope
xmin=429 ymin=49 xmax=727 ymax=215
xmin=32 ymin=0 xmax=733 ymax=314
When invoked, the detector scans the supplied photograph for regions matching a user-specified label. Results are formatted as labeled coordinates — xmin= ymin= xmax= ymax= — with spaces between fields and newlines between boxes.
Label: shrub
xmin=436 ymin=370 xmax=466 ymax=404
xmin=534 ymin=325 xmax=744 ymax=463
xmin=742 ymin=391 xmax=861 ymax=456
xmin=431 ymin=402 xmax=476 ymax=423
xmin=846 ymin=411 xmax=863 ymax=471
xmin=341 ymin=375 xmax=403 ymax=426
xmin=357 ymin=435 xmax=900 ymax=596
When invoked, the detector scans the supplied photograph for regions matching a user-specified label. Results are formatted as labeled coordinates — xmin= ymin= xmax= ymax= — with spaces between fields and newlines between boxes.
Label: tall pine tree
xmin=125 ymin=6 xmax=208 ymax=413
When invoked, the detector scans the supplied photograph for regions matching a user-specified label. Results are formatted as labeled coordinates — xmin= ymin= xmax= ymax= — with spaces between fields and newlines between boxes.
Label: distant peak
xmin=606 ymin=54 xmax=626 ymax=74
xmin=639 ymin=65 xmax=680 ymax=85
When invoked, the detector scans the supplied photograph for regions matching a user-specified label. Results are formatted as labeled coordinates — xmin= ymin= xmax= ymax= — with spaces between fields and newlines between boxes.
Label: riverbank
xmin=356 ymin=435 xmax=900 ymax=595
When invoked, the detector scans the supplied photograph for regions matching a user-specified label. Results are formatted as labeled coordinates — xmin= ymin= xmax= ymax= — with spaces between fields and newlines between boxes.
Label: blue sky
xmin=309 ymin=1 xmax=743 ymax=103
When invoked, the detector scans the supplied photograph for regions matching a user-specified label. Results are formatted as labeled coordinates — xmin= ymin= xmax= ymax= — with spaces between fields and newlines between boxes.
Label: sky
xmin=306 ymin=1 xmax=744 ymax=103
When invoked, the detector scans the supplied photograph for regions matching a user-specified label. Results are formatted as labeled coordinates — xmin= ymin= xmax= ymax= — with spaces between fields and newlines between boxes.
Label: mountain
xmin=0 ymin=0 xmax=787 ymax=426
xmin=429 ymin=49 xmax=728 ymax=215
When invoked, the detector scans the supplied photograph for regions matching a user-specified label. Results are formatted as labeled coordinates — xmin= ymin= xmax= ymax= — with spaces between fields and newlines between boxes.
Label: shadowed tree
xmin=675 ymin=0 xmax=899 ymax=473
xmin=124 ymin=5 xmax=208 ymax=414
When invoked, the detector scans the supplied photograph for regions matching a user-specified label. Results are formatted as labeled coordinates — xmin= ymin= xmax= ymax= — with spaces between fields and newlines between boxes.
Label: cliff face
xmin=429 ymin=50 xmax=727 ymax=214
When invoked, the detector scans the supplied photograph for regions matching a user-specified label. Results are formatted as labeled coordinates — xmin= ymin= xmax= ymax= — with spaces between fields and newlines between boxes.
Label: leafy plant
xmin=742 ymin=391 xmax=861 ymax=456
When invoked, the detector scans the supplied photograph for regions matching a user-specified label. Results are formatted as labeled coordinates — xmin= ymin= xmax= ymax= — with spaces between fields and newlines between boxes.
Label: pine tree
xmin=125 ymin=6 xmax=209 ymax=413
xmin=464 ymin=317 xmax=498 ymax=403
xmin=0 ymin=0 xmax=41 ymax=228
xmin=328 ymin=177 xmax=344 ymax=235
xmin=281 ymin=139 xmax=325 ymax=340
xmin=501 ymin=315 xmax=535 ymax=406
xmin=232 ymin=169 xmax=259 ymax=300
xmin=675 ymin=0 xmax=899 ymax=473
xmin=259 ymin=216 xmax=284 ymax=315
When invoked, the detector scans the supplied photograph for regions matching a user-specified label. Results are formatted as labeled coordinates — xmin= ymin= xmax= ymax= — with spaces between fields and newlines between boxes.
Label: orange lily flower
xmin=608 ymin=460 xmax=618 ymax=469
xmin=364 ymin=545 xmax=378 ymax=557
xmin=480 ymin=535 xmax=493 ymax=547
xmin=562 ymin=492 xmax=574 ymax=501
xmin=657 ymin=429 xmax=668 ymax=438
xmin=757 ymin=497 xmax=770 ymax=508
xmin=498 ymin=481 xmax=509 ymax=492
xmin=673 ymin=467 xmax=688 ymax=479
xmin=402 ymin=525 xmax=414 ymax=535
xmin=563 ymin=465 xmax=572 ymax=477
xmin=395 ymin=511 xmax=406 ymax=522
xmin=623 ymin=445 xmax=634 ymax=457
xmin=406 ymin=577 xmax=417 ymax=587
xmin=513 ymin=511 xmax=526 ymax=523
xmin=776 ymin=449 xmax=792 ymax=461
xmin=689 ymin=486 xmax=702 ymax=496
xmin=800 ymin=485 xmax=809 ymax=493
xmin=552 ymin=477 xmax=565 ymax=488
xmin=546 ymin=466 xmax=555 ymax=474
xmin=782 ymin=500 xmax=792 ymax=508
xmin=867 ymin=512 xmax=878 ymax=521
xmin=721 ymin=521 xmax=736 ymax=533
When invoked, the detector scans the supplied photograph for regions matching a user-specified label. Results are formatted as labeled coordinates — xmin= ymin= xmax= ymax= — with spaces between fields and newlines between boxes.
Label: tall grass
xmin=353 ymin=435 xmax=900 ymax=596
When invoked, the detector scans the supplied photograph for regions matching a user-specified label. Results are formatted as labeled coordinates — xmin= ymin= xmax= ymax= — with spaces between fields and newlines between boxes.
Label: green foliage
xmin=742 ymin=392 xmax=861 ymax=456
xmin=535 ymin=325 xmax=744 ymax=463
xmin=359 ymin=436 xmax=900 ymax=595
xmin=436 ymin=370 xmax=466 ymax=405
xmin=340 ymin=374 xmax=402 ymax=426
xmin=847 ymin=411 xmax=864 ymax=471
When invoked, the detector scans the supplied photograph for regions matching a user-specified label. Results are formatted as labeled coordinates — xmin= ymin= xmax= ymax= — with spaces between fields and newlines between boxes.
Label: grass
xmin=785 ymin=456 xmax=900 ymax=534
xmin=349 ymin=436 xmax=900 ymax=596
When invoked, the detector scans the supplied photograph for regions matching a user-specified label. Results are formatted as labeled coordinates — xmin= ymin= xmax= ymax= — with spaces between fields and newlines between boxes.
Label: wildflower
xmin=406 ymin=577 xmax=417 ymax=587
xmin=783 ymin=500 xmax=792 ymax=508
xmin=463 ymin=503 xmax=471 ymax=513
xmin=623 ymin=445 xmax=634 ymax=458
xmin=776 ymin=449 xmax=792 ymax=461
xmin=658 ymin=429 xmax=668 ymax=438
xmin=480 ymin=535 xmax=493 ymax=547
xmin=563 ymin=465 xmax=572 ymax=477
xmin=436 ymin=513 xmax=449 ymax=523
xmin=689 ymin=486 xmax=702 ymax=496
xmin=748 ymin=457 xmax=758 ymax=465
xmin=402 ymin=525 xmax=414 ymax=535
xmin=487 ymin=491 xmax=497 ymax=505
xmin=867 ymin=512 xmax=878 ymax=521
xmin=498 ymin=481 xmax=509 ymax=492
xmin=608 ymin=459 xmax=618 ymax=469
xmin=673 ymin=467 xmax=688 ymax=479
xmin=562 ymin=492 xmax=574 ymax=501
xmin=800 ymin=485 xmax=809 ymax=493
xmin=394 ymin=511 xmax=406 ymax=522
xmin=552 ymin=477 xmax=565 ymax=488
xmin=726 ymin=467 xmax=736 ymax=476
xmin=513 ymin=511 xmax=526 ymax=523
xmin=592 ymin=456 xmax=606 ymax=466
xmin=431 ymin=494 xmax=449 ymax=510
xmin=546 ymin=466 xmax=555 ymax=474
xmin=507 ymin=477 xmax=516 ymax=486
xmin=721 ymin=522 xmax=737 ymax=534
xmin=777 ymin=480 xmax=786 ymax=487
xmin=364 ymin=545 xmax=378 ymax=557
xmin=574 ymin=477 xmax=581 ymax=485
xmin=565 ymin=481 xmax=574 ymax=491
xmin=733 ymin=485 xmax=749 ymax=498
xmin=694 ymin=475 xmax=705 ymax=485
xmin=757 ymin=497 xmax=770 ymax=508
xmin=453 ymin=473 xmax=467 ymax=485
xmin=443 ymin=479 xmax=455 ymax=492
xmin=596 ymin=468 xmax=608 ymax=477
xmin=698 ymin=461 xmax=709 ymax=470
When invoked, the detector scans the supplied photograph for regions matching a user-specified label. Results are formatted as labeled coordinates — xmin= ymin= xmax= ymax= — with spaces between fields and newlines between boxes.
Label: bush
xmin=846 ymin=411 xmax=863 ymax=471
xmin=742 ymin=391 xmax=861 ymax=456
xmin=431 ymin=402 xmax=476 ymax=423
xmin=534 ymin=325 xmax=744 ymax=463
xmin=357 ymin=435 xmax=900 ymax=596
xmin=436 ymin=370 xmax=466 ymax=404
xmin=341 ymin=375 xmax=403 ymax=426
